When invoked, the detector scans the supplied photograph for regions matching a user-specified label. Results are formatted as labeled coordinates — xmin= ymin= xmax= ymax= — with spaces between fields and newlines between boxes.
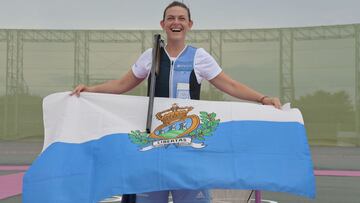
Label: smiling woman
xmin=71 ymin=1 xmax=281 ymax=203
xmin=160 ymin=2 xmax=193 ymax=56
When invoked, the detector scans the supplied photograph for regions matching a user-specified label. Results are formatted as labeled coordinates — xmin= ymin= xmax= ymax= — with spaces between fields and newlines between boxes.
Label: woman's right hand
xmin=70 ymin=84 xmax=90 ymax=97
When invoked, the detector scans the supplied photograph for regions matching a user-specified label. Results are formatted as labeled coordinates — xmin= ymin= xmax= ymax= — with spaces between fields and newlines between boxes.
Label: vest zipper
xmin=169 ymin=60 xmax=174 ymax=98
xmin=164 ymin=45 xmax=187 ymax=98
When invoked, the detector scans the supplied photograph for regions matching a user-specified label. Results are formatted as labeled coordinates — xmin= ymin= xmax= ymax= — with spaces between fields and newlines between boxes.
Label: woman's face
xmin=161 ymin=6 xmax=193 ymax=43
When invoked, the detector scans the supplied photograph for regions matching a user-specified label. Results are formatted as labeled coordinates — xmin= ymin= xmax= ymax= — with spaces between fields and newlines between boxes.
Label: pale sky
xmin=0 ymin=0 xmax=360 ymax=30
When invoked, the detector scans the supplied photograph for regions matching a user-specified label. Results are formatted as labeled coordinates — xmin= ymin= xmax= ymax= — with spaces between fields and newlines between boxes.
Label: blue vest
xmin=148 ymin=46 xmax=201 ymax=100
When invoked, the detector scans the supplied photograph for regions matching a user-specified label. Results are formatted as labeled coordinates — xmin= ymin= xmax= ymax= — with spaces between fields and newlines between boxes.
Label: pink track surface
xmin=314 ymin=170 xmax=360 ymax=177
xmin=0 ymin=165 xmax=29 ymax=171
xmin=1 ymin=166 xmax=360 ymax=200
xmin=0 ymin=173 xmax=24 ymax=200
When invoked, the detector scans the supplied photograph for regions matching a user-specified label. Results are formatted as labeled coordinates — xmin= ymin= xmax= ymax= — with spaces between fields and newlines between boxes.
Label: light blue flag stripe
xmin=23 ymin=120 xmax=315 ymax=203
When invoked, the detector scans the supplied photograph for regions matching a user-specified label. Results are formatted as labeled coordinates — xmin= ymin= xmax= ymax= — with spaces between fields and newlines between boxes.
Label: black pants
xmin=121 ymin=194 xmax=136 ymax=203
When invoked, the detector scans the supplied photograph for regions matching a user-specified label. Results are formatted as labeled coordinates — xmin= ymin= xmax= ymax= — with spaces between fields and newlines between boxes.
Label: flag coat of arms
xmin=23 ymin=92 xmax=315 ymax=202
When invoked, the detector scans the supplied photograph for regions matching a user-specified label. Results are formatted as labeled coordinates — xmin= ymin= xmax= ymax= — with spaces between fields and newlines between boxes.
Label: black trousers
xmin=121 ymin=194 xmax=136 ymax=203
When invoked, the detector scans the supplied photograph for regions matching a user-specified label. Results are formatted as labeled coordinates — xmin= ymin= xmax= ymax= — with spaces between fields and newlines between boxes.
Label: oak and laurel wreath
xmin=189 ymin=112 xmax=220 ymax=141
xmin=128 ymin=111 xmax=220 ymax=146
xmin=128 ymin=130 xmax=151 ymax=146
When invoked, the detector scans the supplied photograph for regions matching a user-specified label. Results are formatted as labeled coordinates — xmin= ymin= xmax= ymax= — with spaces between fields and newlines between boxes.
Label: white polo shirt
xmin=132 ymin=46 xmax=222 ymax=84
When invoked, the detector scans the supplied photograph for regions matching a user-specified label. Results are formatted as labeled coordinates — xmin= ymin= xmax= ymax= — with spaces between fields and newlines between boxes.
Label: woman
xmin=72 ymin=1 xmax=281 ymax=202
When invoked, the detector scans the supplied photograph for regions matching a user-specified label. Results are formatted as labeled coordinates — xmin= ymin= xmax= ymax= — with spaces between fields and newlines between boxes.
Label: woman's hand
xmin=261 ymin=96 xmax=282 ymax=109
xmin=70 ymin=84 xmax=90 ymax=97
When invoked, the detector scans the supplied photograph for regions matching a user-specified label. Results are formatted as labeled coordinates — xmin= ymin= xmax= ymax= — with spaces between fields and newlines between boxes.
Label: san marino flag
xmin=23 ymin=92 xmax=315 ymax=202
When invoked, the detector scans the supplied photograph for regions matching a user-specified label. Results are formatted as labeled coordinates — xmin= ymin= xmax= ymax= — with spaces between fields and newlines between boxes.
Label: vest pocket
xmin=176 ymin=83 xmax=190 ymax=99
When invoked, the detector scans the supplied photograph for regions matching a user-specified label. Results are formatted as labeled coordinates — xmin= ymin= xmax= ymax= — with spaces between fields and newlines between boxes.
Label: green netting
xmin=0 ymin=25 xmax=359 ymax=147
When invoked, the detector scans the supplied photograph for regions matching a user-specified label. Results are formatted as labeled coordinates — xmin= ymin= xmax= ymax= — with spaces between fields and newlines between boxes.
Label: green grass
xmin=159 ymin=129 xmax=186 ymax=139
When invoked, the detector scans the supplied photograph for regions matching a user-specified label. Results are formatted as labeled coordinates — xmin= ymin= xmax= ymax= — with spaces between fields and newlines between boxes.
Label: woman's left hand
xmin=262 ymin=97 xmax=282 ymax=109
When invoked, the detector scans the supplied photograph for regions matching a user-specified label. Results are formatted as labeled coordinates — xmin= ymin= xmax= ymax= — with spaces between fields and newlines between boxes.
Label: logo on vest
xmin=128 ymin=103 xmax=220 ymax=151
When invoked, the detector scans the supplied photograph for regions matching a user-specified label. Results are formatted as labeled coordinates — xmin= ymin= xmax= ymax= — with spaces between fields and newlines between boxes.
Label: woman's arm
xmin=70 ymin=70 xmax=144 ymax=96
xmin=209 ymin=71 xmax=281 ymax=108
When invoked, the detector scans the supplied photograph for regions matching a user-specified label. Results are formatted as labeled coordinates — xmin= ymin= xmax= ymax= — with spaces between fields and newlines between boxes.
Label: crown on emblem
xmin=156 ymin=103 xmax=194 ymax=125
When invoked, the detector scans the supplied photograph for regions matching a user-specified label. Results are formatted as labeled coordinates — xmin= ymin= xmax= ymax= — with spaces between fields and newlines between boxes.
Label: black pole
xmin=146 ymin=34 xmax=162 ymax=133
xmin=121 ymin=34 xmax=163 ymax=203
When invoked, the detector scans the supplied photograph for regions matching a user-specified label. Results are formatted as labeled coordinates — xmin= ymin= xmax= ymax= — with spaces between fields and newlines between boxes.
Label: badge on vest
xmin=128 ymin=103 xmax=220 ymax=151
xmin=176 ymin=83 xmax=190 ymax=99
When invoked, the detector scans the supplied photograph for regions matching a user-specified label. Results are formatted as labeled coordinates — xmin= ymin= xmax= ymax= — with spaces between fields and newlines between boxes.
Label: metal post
xmin=5 ymin=30 xmax=23 ymax=138
xmin=3 ymin=90 xmax=8 ymax=139
xmin=74 ymin=31 xmax=89 ymax=87
xmin=355 ymin=25 xmax=360 ymax=145
xmin=14 ymin=30 xmax=24 ymax=139
xmin=279 ymin=29 xmax=295 ymax=103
